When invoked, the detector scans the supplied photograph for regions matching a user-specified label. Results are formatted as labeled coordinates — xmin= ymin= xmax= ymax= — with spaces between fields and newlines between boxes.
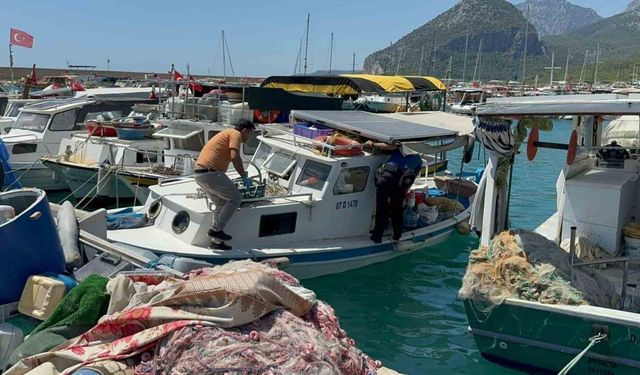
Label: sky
xmin=0 ymin=0 xmax=631 ymax=77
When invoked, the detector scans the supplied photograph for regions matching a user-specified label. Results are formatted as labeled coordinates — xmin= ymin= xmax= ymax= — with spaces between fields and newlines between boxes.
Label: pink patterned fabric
xmin=6 ymin=261 xmax=381 ymax=375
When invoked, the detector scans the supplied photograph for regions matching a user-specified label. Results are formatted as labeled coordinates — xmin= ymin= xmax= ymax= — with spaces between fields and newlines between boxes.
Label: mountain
xmin=627 ymin=0 xmax=640 ymax=12
xmin=363 ymin=0 xmax=544 ymax=81
xmin=516 ymin=0 xmax=602 ymax=36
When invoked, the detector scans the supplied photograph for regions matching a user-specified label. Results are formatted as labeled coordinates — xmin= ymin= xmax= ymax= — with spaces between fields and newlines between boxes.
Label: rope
xmin=557 ymin=333 xmax=607 ymax=375
xmin=2 ymin=159 xmax=41 ymax=191
xmin=56 ymin=169 xmax=101 ymax=204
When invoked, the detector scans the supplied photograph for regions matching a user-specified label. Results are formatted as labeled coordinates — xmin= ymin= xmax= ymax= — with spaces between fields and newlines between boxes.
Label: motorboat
xmin=105 ymin=110 xmax=477 ymax=279
xmin=450 ymin=88 xmax=489 ymax=115
xmin=0 ymin=99 xmax=40 ymax=134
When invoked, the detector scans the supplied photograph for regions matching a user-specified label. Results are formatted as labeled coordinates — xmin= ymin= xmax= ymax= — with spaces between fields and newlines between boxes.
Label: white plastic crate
xmin=0 ymin=302 xmax=19 ymax=323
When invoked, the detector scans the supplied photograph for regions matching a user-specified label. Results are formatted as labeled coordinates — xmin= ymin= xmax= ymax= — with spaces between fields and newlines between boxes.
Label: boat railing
xmin=568 ymin=226 xmax=631 ymax=310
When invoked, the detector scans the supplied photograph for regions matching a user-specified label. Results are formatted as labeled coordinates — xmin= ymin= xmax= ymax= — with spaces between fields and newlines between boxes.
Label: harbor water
xmin=49 ymin=120 xmax=573 ymax=374
xmin=305 ymin=120 xmax=573 ymax=374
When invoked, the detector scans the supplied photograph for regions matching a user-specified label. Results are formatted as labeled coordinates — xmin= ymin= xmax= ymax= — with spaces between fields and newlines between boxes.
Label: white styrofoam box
xmin=562 ymin=169 xmax=638 ymax=254
xmin=18 ymin=275 xmax=66 ymax=321
xmin=219 ymin=102 xmax=252 ymax=125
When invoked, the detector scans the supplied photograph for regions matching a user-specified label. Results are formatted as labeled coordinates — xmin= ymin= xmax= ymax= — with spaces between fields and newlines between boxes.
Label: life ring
xmin=463 ymin=135 xmax=475 ymax=164
xmin=527 ymin=127 xmax=539 ymax=161
xmin=253 ymin=109 xmax=280 ymax=124
xmin=567 ymin=129 xmax=578 ymax=165
xmin=314 ymin=135 xmax=363 ymax=156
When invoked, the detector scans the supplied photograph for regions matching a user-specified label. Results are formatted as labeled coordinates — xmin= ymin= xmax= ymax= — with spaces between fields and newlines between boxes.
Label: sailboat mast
xmin=329 ymin=32 xmax=334 ymax=73
xmin=462 ymin=33 xmax=469 ymax=82
xmin=564 ymin=50 xmax=570 ymax=82
xmin=303 ymin=13 xmax=310 ymax=75
xmin=522 ymin=4 xmax=529 ymax=84
xmin=593 ymin=43 xmax=600 ymax=86
xmin=395 ymin=47 xmax=403 ymax=75
xmin=352 ymin=52 xmax=356 ymax=74
xmin=472 ymin=38 xmax=482 ymax=82
xmin=293 ymin=38 xmax=302 ymax=75
xmin=418 ymin=45 xmax=425 ymax=76
xmin=222 ymin=30 xmax=226 ymax=81
xmin=579 ymin=50 xmax=588 ymax=83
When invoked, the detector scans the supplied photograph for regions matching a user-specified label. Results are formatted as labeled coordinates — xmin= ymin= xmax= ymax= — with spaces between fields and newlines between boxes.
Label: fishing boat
xmin=0 ymin=99 xmax=40 ymax=134
xmin=1 ymin=96 xmax=154 ymax=190
xmin=105 ymin=110 xmax=477 ymax=279
xmin=461 ymin=95 xmax=640 ymax=374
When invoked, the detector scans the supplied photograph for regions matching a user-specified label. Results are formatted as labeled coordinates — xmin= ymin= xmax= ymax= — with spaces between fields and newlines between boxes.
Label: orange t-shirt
xmin=196 ymin=129 xmax=242 ymax=172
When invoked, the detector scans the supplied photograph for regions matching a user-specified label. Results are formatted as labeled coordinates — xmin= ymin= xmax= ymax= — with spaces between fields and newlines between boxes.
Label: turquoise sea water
xmin=305 ymin=120 xmax=574 ymax=374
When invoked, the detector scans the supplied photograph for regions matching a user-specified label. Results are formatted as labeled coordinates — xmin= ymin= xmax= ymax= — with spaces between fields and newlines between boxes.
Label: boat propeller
xmin=527 ymin=128 xmax=578 ymax=165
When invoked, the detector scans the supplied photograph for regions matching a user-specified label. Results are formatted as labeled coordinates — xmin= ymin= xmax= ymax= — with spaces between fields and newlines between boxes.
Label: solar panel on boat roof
xmin=291 ymin=110 xmax=456 ymax=143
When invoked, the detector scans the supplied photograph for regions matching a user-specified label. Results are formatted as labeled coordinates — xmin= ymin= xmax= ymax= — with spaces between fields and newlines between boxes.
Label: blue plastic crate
xmin=293 ymin=122 xmax=333 ymax=139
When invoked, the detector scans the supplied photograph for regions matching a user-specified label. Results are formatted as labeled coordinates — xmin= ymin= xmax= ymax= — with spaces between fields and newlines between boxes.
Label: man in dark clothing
xmin=367 ymin=141 xmax=423 ymax=244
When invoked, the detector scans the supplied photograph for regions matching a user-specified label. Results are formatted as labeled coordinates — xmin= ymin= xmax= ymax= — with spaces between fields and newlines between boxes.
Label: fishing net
xmin=459 ymin=229 xmax=621 ymax=314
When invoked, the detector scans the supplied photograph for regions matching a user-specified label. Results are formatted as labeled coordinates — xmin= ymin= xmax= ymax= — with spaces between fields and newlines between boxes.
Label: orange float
xmin=527 ymin=127 xmax=539 ymax=161
xmin=314 ymin=135 xmax=363 ymax=156
xmin=253 ymin=109 xmax=280 ymax=123
xmin=567 ymin=129 xmax=578 ymax=165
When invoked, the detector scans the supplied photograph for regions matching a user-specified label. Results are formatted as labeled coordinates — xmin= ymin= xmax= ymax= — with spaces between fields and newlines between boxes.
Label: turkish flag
xmin=173 ymin=70 xmax=184 ymax=81
xmin=10 ymin=28 xmax=33 ymax=48
xmin=188 ymin=75 xmax=202 ymax=93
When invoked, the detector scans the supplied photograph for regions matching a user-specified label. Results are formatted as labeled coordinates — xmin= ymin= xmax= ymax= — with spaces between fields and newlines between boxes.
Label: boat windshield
xmin=12 ymin=112 xmax=50 ymax=132
xmin=5 ymin=103 xmax=26 ymax=117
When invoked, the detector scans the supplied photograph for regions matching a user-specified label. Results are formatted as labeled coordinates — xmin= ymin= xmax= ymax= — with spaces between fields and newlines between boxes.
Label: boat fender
xmin=526 ymin=127 xmax=539 ymax=161
xmin=254 ymin=109 xmax=280 ymax=124
xmin=457 ymin=220 xmax=471 ymax=235
xmin=463 ymin=135 xmax=475 ymax=164
xmin=57 ymin=201 xmax=82 ymax=270
xmin=567 ymin=129 xmax=577 ymax=166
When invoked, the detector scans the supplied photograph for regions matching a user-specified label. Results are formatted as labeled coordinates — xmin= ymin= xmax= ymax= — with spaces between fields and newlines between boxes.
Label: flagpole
xmin=9 ymin=44 xmax=14 ymax=81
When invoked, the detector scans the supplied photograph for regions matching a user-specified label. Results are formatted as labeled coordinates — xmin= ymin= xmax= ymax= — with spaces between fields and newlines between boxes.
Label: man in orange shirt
xmin=194 ymin=120 xmax=255 ymax=250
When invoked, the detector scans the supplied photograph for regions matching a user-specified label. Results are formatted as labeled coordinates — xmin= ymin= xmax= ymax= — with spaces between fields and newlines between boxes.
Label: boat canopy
xmin=291 ymin=110 xmax=455 ymax=143
xmin=379 ymin=111 xmax=474 ymax=135
xmin=261 ymin=74 xmax=445 ymax=96
xmin=476 ymin=96 xmax=640 ymax=117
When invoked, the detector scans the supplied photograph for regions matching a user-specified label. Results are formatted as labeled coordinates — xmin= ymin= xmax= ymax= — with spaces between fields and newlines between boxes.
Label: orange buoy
xmin=567 ymin=129 xmax=578 ymax=165
xmin=254 ymin=109 xmax=280 ymax=124
xmin=527 ymin=127 xmax=539 ymax=161
xmin=314 ymin=134 xmax=363 ymax=156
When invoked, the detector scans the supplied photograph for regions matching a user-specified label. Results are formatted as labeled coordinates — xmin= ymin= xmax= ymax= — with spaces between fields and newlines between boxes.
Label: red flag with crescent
xmin=10 ymin=28 xmax=33 ymax=48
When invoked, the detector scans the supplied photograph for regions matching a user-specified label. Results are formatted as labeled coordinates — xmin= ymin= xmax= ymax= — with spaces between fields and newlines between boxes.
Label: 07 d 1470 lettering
xmin=336 ymin=200 xmax=358 ymax=210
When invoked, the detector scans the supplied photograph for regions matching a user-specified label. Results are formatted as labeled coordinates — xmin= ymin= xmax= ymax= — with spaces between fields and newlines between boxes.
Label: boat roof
xmin=291 ymin=110 xmax=456 ymax=143
xmin=477 ymin=95 xmax=640 ymax=116
xmin=261 ymin=74 xmax=445 ymax=96
xmin=379 ymin=111 xmax=474 ymax=136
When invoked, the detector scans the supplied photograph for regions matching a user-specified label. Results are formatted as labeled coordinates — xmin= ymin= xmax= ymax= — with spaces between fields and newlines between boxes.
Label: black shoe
xmin=370 ymin=234 xmax=382 ymax=244
xmin=208 ymin=229 xmax=232 ymax=241
xmin=209 ymin=241 xmax=232 ymax=250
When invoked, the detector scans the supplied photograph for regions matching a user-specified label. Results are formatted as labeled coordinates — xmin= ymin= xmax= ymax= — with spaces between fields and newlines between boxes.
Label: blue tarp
xmin=0 ymin=138 xmax=21 ymax=189
xmin=106 ymin=207 xmax=149 ymax=230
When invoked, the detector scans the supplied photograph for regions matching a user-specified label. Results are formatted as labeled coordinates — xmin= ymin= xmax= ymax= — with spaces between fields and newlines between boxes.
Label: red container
xmin=85 ymin=121 xmax=117 ymax=137
xmin=414 ymin=191 xmax=426 ymax=205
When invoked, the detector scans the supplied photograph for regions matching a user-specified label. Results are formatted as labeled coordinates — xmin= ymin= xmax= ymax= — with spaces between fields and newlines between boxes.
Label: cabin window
xmin=296 ymin=160 xmax=332 ymax=190
xmin=242 ymin=131 xmax=260 ymax=156
xmin=49 ymin=109 xmax=80 ymax=131
xmin=333 ymin=167 xmax=370 ymax=195
xmin=252 ymin=143 xmax=271 ymax=167
xmin=172 ymin=211 xmax=190 ymax=233
xmin=263 ymin=151 xmax=297 ymax=179
xmin=174 ymin=132 xmax=205 ymax=151
xmin=136 ymin=151 xmax=158 ymax=163
xmin=259 ymin=212 xmax=297 ymax=237
xmin=12 ymin=143 xmax=37 ymax=154
xmin=13 ymin=112 xmax=49 ymax=133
